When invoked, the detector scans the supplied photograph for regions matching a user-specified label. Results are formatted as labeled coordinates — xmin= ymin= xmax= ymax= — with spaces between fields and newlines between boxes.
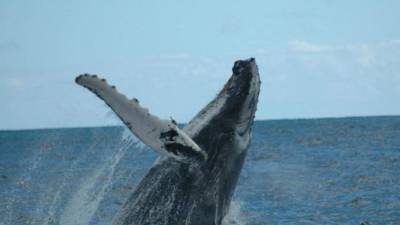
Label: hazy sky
xmin=1 ymin=0 xmax=400 ymax=129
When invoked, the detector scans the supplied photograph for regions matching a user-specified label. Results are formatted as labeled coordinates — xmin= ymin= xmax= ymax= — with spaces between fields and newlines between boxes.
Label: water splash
xmin=222 ymin=201 xmax=246 ymax=225
xmin=59 ymin=130 xmax=137 ymax=225
xmin=2 ymin=134 xmax=56 ymax=225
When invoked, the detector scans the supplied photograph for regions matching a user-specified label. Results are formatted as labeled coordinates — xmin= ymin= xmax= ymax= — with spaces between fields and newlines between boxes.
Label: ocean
xmin=1 ymin=116 xmax=399 ymax=225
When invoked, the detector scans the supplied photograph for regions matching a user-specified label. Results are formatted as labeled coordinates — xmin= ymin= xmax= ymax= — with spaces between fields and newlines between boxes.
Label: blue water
xmin=1 ymin=116 xmax=400 ymax=225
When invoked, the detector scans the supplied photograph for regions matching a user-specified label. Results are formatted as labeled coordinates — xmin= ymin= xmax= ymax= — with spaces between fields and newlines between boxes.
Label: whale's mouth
xmin=236 ymin=58 xmax=261 ymax=135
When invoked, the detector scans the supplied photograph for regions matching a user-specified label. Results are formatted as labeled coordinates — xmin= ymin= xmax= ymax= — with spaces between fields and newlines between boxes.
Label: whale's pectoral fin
xmin=75 ymin=74 xmax=208 ymax=164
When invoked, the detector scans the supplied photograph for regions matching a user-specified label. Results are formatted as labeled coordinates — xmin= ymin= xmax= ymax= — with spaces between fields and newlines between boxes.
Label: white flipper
xmin=75 ymin=74 xmax=207 ymax=163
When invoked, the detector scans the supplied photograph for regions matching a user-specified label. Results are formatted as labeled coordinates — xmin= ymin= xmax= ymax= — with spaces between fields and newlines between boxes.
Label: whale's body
xmin=76 ymin=58 xmax=260 ymax=225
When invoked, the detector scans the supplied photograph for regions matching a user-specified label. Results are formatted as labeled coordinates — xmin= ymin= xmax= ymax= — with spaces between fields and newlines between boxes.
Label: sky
xmin=1 ymin=0 xmax=400 ymax=129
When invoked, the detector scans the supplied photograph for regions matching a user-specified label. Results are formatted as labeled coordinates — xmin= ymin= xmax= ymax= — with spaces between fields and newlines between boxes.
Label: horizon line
xmin=1 ymin=114 xmax=399 ymax=132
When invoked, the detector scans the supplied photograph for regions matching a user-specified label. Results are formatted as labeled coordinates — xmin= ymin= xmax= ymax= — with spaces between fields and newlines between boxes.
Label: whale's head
xmin=184 ymin=58 xmax=260 ymax=152
xmin=218 ymin=58 xmax=261 ymax=135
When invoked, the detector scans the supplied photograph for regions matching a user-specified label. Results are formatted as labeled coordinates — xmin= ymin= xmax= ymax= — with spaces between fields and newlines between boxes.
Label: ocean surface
xmin=1 ymin=116 xmax=399 ymax=225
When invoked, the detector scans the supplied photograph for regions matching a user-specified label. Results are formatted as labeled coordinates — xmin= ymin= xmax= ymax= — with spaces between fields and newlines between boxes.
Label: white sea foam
xmin=222 ymin=201 xmax=246 ymax=225
xmin=59 ymin=132 xmax=136 ymax=225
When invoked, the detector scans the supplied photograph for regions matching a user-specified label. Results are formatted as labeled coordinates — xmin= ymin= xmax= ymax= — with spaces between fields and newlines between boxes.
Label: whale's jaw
xmin=221 ymin=58 xmax=261 ymax=135
xmin=184 ymin=58 xmax=261 ymax=154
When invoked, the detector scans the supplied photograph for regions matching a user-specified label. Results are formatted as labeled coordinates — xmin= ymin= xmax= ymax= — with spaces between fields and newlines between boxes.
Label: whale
xmin=75 ymin=58 xmax=261 ymax=225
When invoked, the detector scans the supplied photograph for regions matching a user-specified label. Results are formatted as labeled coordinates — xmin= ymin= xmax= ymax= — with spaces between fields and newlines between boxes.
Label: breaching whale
xmin=75 ymin=58 xmax=261 ymax=225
